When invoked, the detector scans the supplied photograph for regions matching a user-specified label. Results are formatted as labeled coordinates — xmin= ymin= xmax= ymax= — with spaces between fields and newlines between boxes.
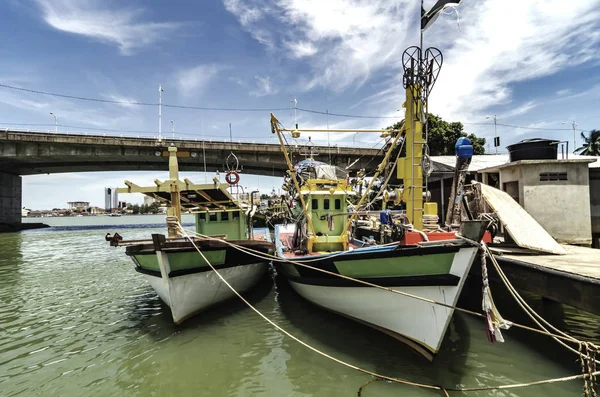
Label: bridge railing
xmin=1 ymin=127 xmax=380 ymax=149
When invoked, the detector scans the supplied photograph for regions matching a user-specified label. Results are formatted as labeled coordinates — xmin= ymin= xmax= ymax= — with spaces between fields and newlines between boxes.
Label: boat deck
xmin=489 ymin=244 xmax=600 ymax=315
xmin=277 ymin=231 xmax=362 ymax=258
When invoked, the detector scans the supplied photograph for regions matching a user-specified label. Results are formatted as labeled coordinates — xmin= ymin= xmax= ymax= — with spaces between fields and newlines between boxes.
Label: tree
xmin=131 ymin=204 xmax=140 ymax=214
xmin=148 ymin=202 xmax=160 ymax=214
xmin=386 ymin=114 xmax=486 ymax=155
xmin=575 ymin=130 xmax=600 ymax=156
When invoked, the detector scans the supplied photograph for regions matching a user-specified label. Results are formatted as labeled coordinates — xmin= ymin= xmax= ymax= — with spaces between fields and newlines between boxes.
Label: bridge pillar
xmin=0 ymin=172 xmax=22 ymax=232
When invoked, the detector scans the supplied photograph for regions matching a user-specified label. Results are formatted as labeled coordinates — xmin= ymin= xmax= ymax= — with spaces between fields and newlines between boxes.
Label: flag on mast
xmin=421 ymin=0 xmax=461 ymax=31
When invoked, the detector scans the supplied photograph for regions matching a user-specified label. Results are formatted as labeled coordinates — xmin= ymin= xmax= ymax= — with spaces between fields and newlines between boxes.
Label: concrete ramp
xmin=473 ymin=182 xmax=566 ymax=255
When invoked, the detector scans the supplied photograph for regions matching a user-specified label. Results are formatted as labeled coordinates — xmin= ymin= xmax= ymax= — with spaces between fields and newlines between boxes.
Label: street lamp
xmin=170 ymin=120 xmax=174 ymax=140
xmin=561 ymin=120 xmax=577 ymax=151
xmin=49 ymin=112 xmax=58 ymax=132
xmin=486 ymin=115 xmax=498 ymax=154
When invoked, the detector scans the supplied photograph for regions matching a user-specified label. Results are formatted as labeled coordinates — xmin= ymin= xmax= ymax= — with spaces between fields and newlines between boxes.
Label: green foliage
xmin=576 ymin=130 xmax=600 ymax=156
xmin=386 ymin=114 xmax=486 ymax=155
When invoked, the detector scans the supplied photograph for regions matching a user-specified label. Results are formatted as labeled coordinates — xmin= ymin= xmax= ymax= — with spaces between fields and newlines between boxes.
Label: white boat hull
xmin=287 ymin=247 xmax=478 ymax=359
xmin=145 ymin=263 xmax=268 ymax=324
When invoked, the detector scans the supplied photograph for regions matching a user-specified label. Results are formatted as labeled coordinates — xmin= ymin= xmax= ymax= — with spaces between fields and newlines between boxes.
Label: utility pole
xmin=562 ymin=120 xmax=577 ymax=150
xmin=158 ymin=84 xmax=164 ymax=141
xmin=487 ymin=114 xmax=499 ymax=154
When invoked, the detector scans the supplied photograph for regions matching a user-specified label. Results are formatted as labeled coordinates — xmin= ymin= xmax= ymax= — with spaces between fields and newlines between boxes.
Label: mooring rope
xmin=180 ymin=228 xmax=594 ymax=346
xmin=174 ymin=223 xmax=600 ymax=394
xmin=457 ymin=234 xmax=600 ymax=365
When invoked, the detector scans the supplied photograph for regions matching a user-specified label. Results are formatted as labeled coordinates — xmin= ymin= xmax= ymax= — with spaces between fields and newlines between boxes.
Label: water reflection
xmin=0 ymin=226 xmax=595 ymax=397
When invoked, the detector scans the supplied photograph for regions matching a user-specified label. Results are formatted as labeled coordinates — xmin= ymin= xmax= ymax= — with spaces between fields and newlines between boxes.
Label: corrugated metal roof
xmin=432 ymin=154 xmax=599 ymax=172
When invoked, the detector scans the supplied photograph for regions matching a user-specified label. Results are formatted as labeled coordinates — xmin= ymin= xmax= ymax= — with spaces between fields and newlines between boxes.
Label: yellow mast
xmin=270 ymin=114 xmax=317 ymax=238
xmin=397 ymin=85 xmax=424 ymax=230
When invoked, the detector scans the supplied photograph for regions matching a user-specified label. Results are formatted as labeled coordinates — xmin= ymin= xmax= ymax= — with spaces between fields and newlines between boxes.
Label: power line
xmin=297 ymin=107 xmax=401 ymax=119
xmin=0 ymin=83 xmax=290 ymax=112
xmin=0 ymin=83 xmax=593 ymax=132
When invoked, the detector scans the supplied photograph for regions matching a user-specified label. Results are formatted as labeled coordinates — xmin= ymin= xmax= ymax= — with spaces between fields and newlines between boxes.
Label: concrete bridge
xmin=0 ymin=129 xmax=382 ymax=231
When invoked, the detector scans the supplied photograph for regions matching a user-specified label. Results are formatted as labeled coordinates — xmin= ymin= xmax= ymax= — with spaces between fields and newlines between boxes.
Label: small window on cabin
xmin=540 ymin=172 xmax=568 ymax=181
xmin=232 ymin=211 xmax=240 ymax=219
xmin=199 ymin=213 xmax=206 ymax=221
xmin=312 ymin=199 xmax=318 ymax=210
xmin=335 ymin=199 xmax=341 ymax=210
xmin=324 ymin=199 xmax=330 ymax=210
xmin=209 ymin=213 xmax=218 ymax=222
xmin=221 ymin=212 xmax=229 ymax=221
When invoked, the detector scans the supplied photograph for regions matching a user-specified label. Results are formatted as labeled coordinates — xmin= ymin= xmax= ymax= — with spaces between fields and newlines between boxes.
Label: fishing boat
xmin=270 ymin=45 xmax=487 ymax=360
xmin=105 ymin=146 xmax=273 ymax=324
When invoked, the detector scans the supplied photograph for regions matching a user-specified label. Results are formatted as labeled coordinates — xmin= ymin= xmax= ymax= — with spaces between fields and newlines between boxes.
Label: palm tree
xmin=575 ymin=130 xmax=600 ymax=156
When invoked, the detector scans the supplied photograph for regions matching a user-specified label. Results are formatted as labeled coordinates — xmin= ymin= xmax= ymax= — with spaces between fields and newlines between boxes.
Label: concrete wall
xmin=590 ymin=169 xmax=600 ymax=247
xmin=500 ymin=162 xmax=592 ymax=245
xmin=0 ymin=172 xmax=22 ymax=232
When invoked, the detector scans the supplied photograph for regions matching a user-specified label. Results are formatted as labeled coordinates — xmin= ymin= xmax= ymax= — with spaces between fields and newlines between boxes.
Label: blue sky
xmin=1 ymin=0 xmax=599 ymax=209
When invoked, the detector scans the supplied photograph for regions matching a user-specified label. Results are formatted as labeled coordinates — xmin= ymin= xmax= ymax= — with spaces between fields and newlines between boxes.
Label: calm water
xmin=1 ymin=216 xmax=597 ymax=396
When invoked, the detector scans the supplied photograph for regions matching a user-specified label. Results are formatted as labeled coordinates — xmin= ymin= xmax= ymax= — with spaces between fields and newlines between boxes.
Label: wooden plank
xmin=474 ymin=182 xmax=566 ymax=255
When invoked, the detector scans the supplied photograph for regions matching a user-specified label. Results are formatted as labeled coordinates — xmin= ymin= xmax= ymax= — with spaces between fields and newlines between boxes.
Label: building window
xmin=209 ymin=213 xmax=217 ymax=222
xmin=540 ymin=172 xmax=567 ymax=181
xmin=199 ymin=213 xmax=206 ymax=221
xmin=232 ymin=211 xmax=240 ymax=219
xmin=221 ymin=212 xmax=229 ymax=221
xmin=324 ymin=199 xmax=330 ymax=210
xmin=335 ymin=199 xmax=341 ymax=210
xmin=312 ymin=199 xmax=318 ymax=210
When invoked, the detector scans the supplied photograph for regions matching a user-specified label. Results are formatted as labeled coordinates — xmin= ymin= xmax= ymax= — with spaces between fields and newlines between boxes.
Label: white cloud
xmin=224 ymin=0 xmax=415 ymax=91
xmin=556 ymin=89 xmax=572 ymax=97
xmin=250 ymin=75 xmax=278 ymax=97
xmin=105 ymin=94 xmax=138 ymax=108
xmin=285 ymin=40 xmax=318 ymax=58
xmin=35 ymin=0 xmax=180 ymax=55
xmin=176 ymin=65 xmax=224 ymax=97
xmin=425 ymin=0 xmax=600 ymax=121
xmin=223 ymin=0 xmax=274 ymax=47
xmin=224 ymin=0 xmax=600 ymax=125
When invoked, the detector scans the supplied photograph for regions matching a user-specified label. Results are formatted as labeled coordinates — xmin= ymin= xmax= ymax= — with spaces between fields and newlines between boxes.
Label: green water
xmin=1 ymin=217 xmax=598 ymax=396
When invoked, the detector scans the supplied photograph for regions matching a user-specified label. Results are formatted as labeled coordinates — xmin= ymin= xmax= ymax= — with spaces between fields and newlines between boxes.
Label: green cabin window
xmin=199 ymin=213 xmax=206 ymax=221
xmin=221 ymin=212 xmax=229 ymax=221
xmin=335 ymin=199 xmax=341 ymax=210
xmin=324 ymin=199 xmax=330 ymax=210
xmin=209 ymin=213 xmax=217 ymax=222
xmin=312 ymin=199 xmax=318 ymax=209
xmin=232 ymin=211 xmax=240 ymax=219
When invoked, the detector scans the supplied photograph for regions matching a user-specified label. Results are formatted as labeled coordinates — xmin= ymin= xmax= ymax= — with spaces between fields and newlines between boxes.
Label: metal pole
xmin=158 ymin=85 xmax=163 ymax=141
xmin=50 ymin=112 xmax=57 ymax=132
xmin=292 ymin=97 xmax=298 ymax=129
xmin=327 ymin=108 xmax=331 ymax=163
xmin=202 ymin=115 xmax=207 ymax=182
xmin=572 ymin=121 xmax=577 ymax=150
xmin=170 ymin=120 xmax=174 ymax=140
xmin=494 ymin=115 xmax=498 ymax=154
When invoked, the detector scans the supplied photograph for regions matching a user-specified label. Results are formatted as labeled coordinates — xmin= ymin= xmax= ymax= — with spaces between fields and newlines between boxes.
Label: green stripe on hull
xmin=334 ymin=252 xmax=454 ymax=278
xmin=134 ymin=250 xmax=227 ymax=272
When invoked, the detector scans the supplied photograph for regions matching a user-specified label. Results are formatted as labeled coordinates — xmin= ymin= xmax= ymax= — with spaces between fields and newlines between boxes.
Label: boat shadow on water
xmin=123 ymin=272 xmax=275 ymax=341
xmin=272 ymin=269 xmax=470 ymax=388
